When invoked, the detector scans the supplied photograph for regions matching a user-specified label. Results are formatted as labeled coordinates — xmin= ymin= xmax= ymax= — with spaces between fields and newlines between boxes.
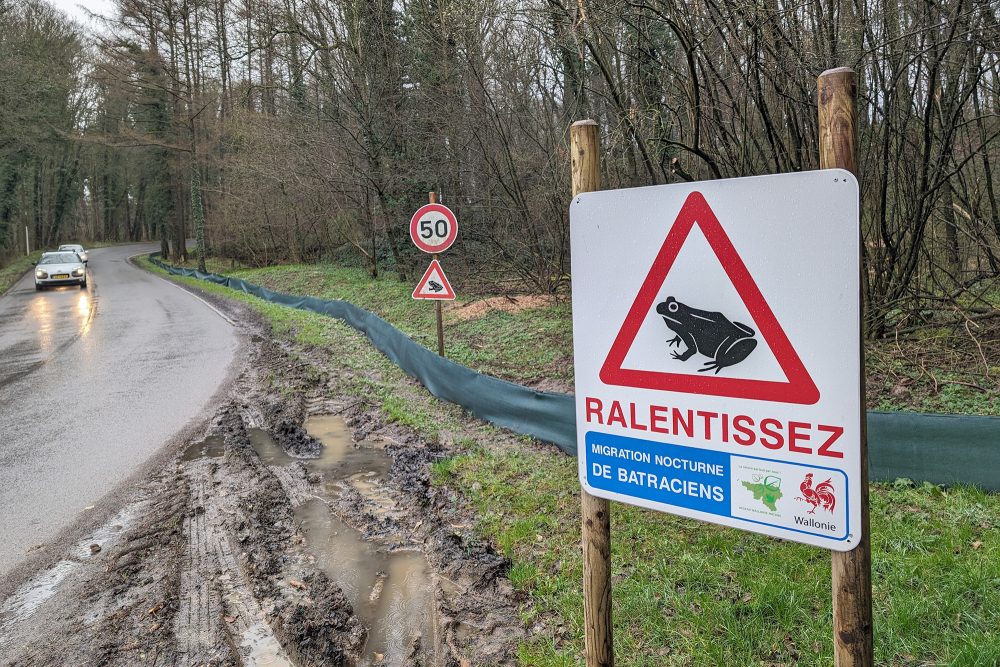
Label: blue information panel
xmin=585 ymin=431 xmax=850 ymax=543
xmin=586 ymin=432 xmax=730 ymax=516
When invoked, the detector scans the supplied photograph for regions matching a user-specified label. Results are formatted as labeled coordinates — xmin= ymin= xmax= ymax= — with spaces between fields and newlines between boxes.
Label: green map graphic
xmin=742 ymin=476 xmax=783 ymax=512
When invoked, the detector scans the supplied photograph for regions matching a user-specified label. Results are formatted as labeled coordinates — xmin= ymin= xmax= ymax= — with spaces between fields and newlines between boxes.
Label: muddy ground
xmin=0 ymin=287 xmax=526 ymax=666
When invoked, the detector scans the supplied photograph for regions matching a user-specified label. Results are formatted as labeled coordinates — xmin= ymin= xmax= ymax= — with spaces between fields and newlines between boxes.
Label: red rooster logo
xmin=795 ymin=473 xmax=836 ymax=514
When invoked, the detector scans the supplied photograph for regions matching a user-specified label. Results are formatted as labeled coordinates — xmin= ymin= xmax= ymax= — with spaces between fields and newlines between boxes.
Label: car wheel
xmin=80 ymin=280 xmax=87 ymax=289
xmin=35 ymin=283 xmax=43 ymax=291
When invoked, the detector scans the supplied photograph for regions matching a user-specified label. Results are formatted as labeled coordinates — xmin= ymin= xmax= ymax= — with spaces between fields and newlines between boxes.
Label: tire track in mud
xmin=175 ymin=463 xmax=227 ymax=663
xmin=176 ymin=451 xmax=293 ymax=666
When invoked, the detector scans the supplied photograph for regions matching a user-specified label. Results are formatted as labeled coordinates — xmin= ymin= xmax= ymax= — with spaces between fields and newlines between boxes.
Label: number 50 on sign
xmin=409 ymin=203 xmax=458 ymax=253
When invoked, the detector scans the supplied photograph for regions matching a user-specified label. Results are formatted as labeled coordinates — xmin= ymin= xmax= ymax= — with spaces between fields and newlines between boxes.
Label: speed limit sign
xmin=409 ymin=203 xmax=458 ymax=253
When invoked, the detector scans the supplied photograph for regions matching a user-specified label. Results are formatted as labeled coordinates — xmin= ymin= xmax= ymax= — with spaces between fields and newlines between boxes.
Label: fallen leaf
xmin=147 ymin=603 xmax=162 ymax=616
xmin=289 ymin=579 xmax=306 ymax=590
xmin=148 ymin=623 xmax=161 ymax=632
xmin=972 ymin=540 xmax=983 ymax=550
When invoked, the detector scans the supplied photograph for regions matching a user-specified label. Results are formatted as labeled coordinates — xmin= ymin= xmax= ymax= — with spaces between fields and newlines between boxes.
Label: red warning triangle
xmin=600 ymin=191 xmax=819 ymax=405
xmin=412 ymin=259 xmax=455 ymax=300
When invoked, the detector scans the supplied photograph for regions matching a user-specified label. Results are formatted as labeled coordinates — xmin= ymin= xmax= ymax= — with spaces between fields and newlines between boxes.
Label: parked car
xmin=35 ymin=251 xmax=87 ymax=290
xmin=58 ymin=243 xmax=88 ymax=263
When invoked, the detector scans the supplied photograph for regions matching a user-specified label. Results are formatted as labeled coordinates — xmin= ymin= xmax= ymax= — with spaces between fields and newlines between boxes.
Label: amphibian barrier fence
xmin=148 ymin=255 xmax=1000 ymax=491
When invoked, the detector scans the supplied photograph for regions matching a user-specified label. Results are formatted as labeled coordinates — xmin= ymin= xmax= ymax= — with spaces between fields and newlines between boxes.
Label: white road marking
xmin=129 ymin=253 xmax=236 ymax=326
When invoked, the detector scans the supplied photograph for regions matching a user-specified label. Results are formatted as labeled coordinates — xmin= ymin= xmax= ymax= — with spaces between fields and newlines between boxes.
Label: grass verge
xmin=170 ymin=258 xmax=574 ymax=388
xmin=436 ymin=451 xmax=1000 ymax=665
xmin=143 ymin=256 xmax=1000 ymax=665
xmin=169 ymin=257 xmax=999 ymax=414
xmin=0 ymin=252 xmax=42 ymax=295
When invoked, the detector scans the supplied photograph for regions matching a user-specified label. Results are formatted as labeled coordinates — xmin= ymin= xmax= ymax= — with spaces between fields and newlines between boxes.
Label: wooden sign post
xmin=818 ymin=66 xmax=874 ymax=667
xmin=571 ymin=74 xmax=869 ymax=663
xmin=429 ymin=191 xmax=445 ymax=356
xmin=571 ymin=119 xmax=614 ymax=667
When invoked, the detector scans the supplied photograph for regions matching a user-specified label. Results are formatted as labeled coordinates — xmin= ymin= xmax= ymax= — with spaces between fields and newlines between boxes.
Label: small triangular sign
xmin=600 ymin=191 xmax=820 ymax=405
xmin=412 ymin=259 xmax=455 ymax=300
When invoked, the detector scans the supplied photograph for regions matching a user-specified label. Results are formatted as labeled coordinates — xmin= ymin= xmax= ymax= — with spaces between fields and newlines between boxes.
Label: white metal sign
xmin=570 ymin=170 xmax=861 ymax=550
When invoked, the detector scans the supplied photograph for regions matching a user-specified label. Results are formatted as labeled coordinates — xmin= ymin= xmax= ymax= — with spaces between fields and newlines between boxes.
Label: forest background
xmin=2 ymin=0 xmax=999 ymax=340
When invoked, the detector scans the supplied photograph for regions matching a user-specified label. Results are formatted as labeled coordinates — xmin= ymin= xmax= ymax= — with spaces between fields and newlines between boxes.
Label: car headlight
xmin=72 ymin=268 xmax=85 ymax=277
xmin=36 ymin=270 xmax=48 ymax=279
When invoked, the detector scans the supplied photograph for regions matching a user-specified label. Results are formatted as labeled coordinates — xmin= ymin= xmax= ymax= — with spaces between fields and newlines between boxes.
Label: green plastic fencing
xmin=149 ymin=255 xmax=1000 ymax=491
xmin=149 ymin=255 xmax=576 ymax=450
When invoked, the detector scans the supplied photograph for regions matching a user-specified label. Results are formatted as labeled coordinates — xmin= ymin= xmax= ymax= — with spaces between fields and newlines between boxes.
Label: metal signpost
xmin=410 ymin=192 xmax=458 ymax=356
xmin=571 ymin=171 xmax=861 ymax=547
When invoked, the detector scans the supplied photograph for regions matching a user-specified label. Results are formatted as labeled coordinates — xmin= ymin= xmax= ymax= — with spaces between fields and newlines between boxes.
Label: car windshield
xmin=39 ymin=253 xmax=80 ymax=265
xmin=58 ymin=245 xmax=83 ymax=252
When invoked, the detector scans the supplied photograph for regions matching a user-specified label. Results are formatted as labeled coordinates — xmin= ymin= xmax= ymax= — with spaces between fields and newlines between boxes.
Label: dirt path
xmin=0 ymin=293 xmax=524 ymax=666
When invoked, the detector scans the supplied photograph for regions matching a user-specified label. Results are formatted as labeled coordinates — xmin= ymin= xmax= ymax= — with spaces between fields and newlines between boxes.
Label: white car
xmin=58 ymin=243 xmax=88 ymax=263
xmin=35 ymin=251 xmax=87 ymax=290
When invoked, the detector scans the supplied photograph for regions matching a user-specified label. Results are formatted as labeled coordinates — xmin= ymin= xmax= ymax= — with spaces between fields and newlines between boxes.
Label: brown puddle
xmin=181 ymin=435 xmax=226 ymax=461
xmin=295 ymin=500 xmax=439 ymax=665
xmin=248 ymin=420 xmax=391 ymax=486
xmin=251 ymin=417 xmax=441 ymax=666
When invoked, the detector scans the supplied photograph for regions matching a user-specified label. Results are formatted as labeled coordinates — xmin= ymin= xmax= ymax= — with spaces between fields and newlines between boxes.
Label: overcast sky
xmin=46 ymin=0 xmax=114 ymax=28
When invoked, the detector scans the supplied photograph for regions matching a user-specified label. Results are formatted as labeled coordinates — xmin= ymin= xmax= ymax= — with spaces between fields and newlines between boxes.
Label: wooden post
xmin=429 ymin=191 xmax=445 ymax=356
xmin=571 ymin=119 xmax=613 ymax=667
xmin=818 ymin=67 xmax=874 ymax=667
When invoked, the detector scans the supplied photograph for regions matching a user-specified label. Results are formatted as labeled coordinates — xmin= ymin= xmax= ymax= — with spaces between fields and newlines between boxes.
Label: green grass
xmin=175 ymin=260 xmax=574 ymax=386
xmin=869 ymin=355 xmax=999 ymax=417
xmin=438 ymin=450 xmax=1000 ymax=665
xmin=140 ymin=256 xmax=1000 ymax=665
xmin=0 ymin=251 xmax=43 ymax=295
xmin=139 ymin=256 xmax=481 ymax=445
xmin=168 ymin=256 xmax=1000 ymax=414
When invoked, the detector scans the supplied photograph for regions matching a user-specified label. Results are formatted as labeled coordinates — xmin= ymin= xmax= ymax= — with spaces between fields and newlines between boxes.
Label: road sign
xmin=570 ymin=170 xmax=861 ymax=550
xmin=412 ymin=259 xmax=455 ymax=300
xmin=410 ymin=203 xmax=458 ymax=253
xmin=601 ymin=191 xmax=819 ymax=405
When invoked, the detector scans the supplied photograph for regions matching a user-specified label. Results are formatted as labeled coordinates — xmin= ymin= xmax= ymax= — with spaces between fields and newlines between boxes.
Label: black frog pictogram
xmin=655 ymin=296 xmax=757 ymax=374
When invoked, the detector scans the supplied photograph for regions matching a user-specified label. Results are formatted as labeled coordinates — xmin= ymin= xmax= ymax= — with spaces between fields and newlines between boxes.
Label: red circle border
xmin=409 ymin=203 xmax=458 ymax=253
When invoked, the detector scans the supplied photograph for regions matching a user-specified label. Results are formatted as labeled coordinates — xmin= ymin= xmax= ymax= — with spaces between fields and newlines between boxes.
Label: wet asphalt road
xmin=0 ymin=244 xmax=237 ymax=576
